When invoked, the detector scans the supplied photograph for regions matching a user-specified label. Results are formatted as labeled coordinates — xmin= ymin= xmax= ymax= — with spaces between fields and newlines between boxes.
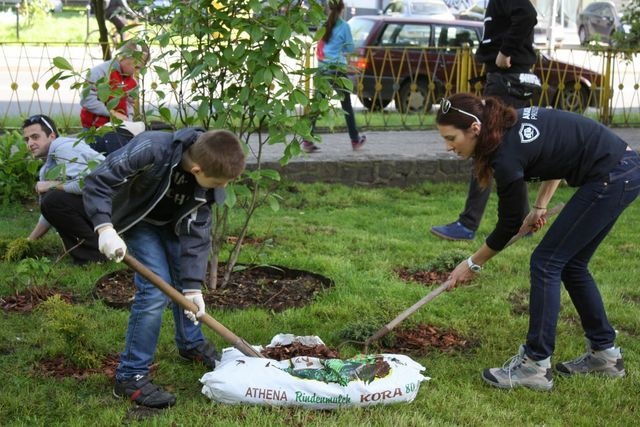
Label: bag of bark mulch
xmin=200 ymin=334 xmax=429 ymax=409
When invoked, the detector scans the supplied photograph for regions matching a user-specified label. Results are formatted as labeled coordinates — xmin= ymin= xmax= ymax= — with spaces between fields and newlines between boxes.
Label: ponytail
xmin=323 ymin=0 xmax=345 ymax=42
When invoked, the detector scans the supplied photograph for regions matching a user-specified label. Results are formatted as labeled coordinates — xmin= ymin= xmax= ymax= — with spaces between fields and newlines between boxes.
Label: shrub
xmin=37 ymin=295 xmax=101 ymax=369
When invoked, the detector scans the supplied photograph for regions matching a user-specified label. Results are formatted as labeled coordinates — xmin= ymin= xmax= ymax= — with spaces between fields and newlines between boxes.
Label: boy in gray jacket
xmin=83 ymin=127 xmax=246 ymax=408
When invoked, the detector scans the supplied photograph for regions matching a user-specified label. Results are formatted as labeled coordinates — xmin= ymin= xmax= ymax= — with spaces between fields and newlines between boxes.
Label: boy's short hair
xmin=186 ymin=130 xmax=246 ymax=179
xmin=22 ymin=114 xmax=58 ymax=137
xmin=118 ymin=40 xmax=150 ymax=64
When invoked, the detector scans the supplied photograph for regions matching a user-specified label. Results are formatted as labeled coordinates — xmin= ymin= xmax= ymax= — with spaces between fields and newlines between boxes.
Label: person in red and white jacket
xmin=80 ymin=41 xmax=148 ymax=129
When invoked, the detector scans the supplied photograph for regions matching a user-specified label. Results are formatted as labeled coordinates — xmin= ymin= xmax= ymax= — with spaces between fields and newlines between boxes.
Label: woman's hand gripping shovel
xmin=362 ymin=203 xmax=565 ymax=353
xmin=120 ymin=252 xmax=263 ymax=358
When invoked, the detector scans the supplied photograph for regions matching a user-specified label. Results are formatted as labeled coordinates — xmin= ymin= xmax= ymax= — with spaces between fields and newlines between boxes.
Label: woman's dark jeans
xmin=525 ymin=150 xmax=640 ymax=360
xmin=311 ymin=70 xmax=360 ymax=142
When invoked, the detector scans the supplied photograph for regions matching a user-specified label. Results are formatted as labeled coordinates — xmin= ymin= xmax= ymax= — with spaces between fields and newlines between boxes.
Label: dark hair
xmin=22 ymin=114 xmax=59 ymax=138
xmin=322 ymin=0 xmax=345 ymax=43
xmin=436 ymin=93 xmax=517 ymax=187
xmin=186 ymin=130 xmax=246 ymax=179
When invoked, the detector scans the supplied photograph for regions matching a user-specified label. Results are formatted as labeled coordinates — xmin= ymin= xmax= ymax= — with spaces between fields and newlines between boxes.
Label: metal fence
xmin=1 ymin=41 xmax=639 ymax=132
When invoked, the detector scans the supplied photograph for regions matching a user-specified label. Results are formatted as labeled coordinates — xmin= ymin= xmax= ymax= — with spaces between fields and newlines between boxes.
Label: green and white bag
xmin=200 ymin=334 xmax=429 ymax=409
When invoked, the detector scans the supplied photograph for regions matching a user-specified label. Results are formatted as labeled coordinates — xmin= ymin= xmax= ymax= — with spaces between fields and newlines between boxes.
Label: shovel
xmin=122 ymin=253 xmax=263 ymax=358
xmin=363 ymin=202 xmax=565 ymax=353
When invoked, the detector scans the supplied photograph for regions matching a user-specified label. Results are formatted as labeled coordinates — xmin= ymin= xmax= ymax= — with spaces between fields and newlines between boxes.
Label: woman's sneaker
xmin=113 ymin=374 xmax=176 ymax=408
xmin=556 ymin=345 xmax=625 ymax=378
xmin=351 ymin=135 xmax=366 ymax=151
xmin=481 ymin=345 xmax=554 ymax=391
xmin=301 ymin=140 xmax=320 ymax=153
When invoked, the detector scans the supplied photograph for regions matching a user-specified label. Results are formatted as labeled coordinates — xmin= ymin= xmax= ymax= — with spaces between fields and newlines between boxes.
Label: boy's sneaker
xmin=351 ymin=135 xmax=366 ymax=151
xmin=556 ymin=344 xmax=625 ymax=378
xmin=113 ymin=374 xmax=176 ymax=408
xmin=178 ymin=341 xmax=220 ymax=370
xmin=301 ymin=140 xmax=320 ymax=153
xmin=482 ymin=345 xmax=554 ymax=391
xmin=431 ymin=221 xmax=475 ymax=241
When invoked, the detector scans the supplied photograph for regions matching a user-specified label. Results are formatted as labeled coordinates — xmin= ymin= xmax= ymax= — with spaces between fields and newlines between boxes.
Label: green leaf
xmin=52 ymin=56 xmax=74 ymax=71
xmin=259 ymin=169 xmax=280 ymax=182
xmin=153 ymin=66 xmax=171 ymax=84
xmin=223 ymin=185 xmax=237 ymax=208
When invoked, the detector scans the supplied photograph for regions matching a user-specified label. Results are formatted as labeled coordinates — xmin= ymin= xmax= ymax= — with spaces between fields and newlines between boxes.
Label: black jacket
xmin=475 ymin=0 xmax=538 ymax=73
xmin=83 ymin=128 xmax=226 ymax=291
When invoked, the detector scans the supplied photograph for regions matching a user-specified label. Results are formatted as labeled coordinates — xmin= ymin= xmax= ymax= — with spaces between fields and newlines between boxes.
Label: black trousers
xmin=40 ymin=191 xmax=104 ymax=264
xmin=458 ymin=72 xmax=531 ymax=231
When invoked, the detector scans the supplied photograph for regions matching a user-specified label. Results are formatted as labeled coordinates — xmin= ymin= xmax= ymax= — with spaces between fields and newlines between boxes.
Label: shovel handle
xmin=122 ymin=253 xmax=263 ymax=358
xmin=363 ymin=279 xmax=452 ymax=352
xmin=505 ymin=202 xmax=565 ymax=247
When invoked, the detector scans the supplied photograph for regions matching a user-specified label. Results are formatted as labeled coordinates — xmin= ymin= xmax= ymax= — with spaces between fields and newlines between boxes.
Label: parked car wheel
xmin=555 ymin=83 xmax=589 ymax=113
xmin=360 ymin=96 xmax=392 ymax=111
xmin=578 ymin=26 xmax=588 ymax=45
xmin=397 ymin=78 xmax=433 ymax=113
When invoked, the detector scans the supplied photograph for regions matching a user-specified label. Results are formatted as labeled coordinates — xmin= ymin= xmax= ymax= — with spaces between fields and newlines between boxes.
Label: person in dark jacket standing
xmin=437 ymin=93 xmax=638 ymax=390
xmin=431 ymin=0 xmax=538 ymax=241
xmin=83 ymin=128 xmax=246 ymax=408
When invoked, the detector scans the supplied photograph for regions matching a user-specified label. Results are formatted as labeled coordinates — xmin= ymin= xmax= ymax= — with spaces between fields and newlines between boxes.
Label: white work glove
xmin=184 ymin=290 xmax=205 ymax=325
xmin=98 ymin=227 xmax=127 ymax=262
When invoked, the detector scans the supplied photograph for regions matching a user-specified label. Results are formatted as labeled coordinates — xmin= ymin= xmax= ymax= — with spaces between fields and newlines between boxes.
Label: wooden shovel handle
xmin=122 ymin=253 xmax=262 ymax=358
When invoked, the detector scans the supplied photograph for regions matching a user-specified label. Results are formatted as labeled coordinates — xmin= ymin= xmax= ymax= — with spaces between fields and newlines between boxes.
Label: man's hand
xmin=98 ymin=227 xmax=127 ymax=262
xmin=35 ymin=181 xmax=61 ymax=194
xmin=184 ymin=290 xmax=205 ymax=325
xmin=495 ymin=51 xmax=511 ymax=69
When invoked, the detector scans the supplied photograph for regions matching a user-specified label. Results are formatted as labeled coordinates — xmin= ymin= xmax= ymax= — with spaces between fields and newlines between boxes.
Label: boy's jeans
xmin=115 ymin=221 xmax=206 ymax=380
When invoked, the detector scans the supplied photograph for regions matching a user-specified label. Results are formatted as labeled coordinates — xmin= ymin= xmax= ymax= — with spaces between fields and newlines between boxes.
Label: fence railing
xmin=1 ymin=41 xmax=639 ymax=133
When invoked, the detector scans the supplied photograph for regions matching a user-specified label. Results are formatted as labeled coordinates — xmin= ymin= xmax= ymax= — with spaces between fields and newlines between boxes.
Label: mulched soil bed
xmin=35 ymin=353 xmax=120 ymax=380
xmin=0 ymin=287 xmax=74 ymax=313
xmin=394 ymin=267 xmax=449 ymax=286
xmin=391 ymin=268 xmax=475 ymax=353
xmin=382 ymin=323 xmax=476 ymax=356
xmin=94 ymin=265 xmax=333 ymax=312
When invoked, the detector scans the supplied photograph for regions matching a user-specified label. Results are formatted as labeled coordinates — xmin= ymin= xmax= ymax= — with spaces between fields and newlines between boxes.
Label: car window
xmin=434 ymin=25 xmax=478 ymax=48
xmin=400 ymin=24 xmax=432 ymax=45
xmin=349 ymin=18 xmax=375 ymax=48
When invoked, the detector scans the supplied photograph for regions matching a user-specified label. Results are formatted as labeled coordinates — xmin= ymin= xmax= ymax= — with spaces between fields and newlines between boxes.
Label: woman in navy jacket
xmin=437 ymin=93 xmax=640 ymax=391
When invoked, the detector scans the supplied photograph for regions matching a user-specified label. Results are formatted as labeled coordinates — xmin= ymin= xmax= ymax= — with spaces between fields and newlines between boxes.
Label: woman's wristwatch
xmin=467 ymin=256 xmax=482 ymax=273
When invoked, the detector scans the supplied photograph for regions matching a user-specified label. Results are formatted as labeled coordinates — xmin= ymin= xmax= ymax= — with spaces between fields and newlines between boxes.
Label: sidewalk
xmin=247 ymin=128 xmax=640 ymax=187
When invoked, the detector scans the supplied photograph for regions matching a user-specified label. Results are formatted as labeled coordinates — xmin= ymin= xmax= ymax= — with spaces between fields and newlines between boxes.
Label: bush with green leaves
xmin=48 ymin=0 xmax=351 ymax=288
xmin=0 ymin=131 xmax=40 ymax=206
xmin=37 ymin=295 xmax=102 ymax=369
xmin=616 ymin=0 xmax=640 ymax=50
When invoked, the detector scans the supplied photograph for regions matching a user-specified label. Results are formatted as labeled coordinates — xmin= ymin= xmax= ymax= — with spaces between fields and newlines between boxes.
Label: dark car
xmin=348 ymin=15 xmax=606 ymax=113
xmin=576 ymin=1 xmax=628 ymax=45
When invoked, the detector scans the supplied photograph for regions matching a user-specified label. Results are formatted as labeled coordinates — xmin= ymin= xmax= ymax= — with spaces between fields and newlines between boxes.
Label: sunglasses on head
xmin=26 ymin=115 xmax=55 ymax=135
xmin=440 ymin=98 xmax=481 ymax=124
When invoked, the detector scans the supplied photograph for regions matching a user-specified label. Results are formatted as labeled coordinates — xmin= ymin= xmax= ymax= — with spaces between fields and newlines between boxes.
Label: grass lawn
xmin=1 ymin=181 xmax=639 ymax=425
